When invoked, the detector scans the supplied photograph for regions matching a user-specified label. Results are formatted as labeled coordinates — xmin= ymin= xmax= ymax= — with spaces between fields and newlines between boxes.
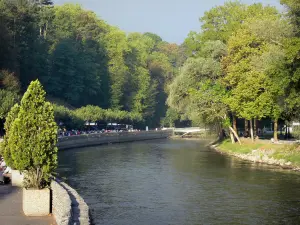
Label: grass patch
xmin=272 ymin=144 xmax=300 ymax=166
xmin=218 ymin=139 xmax=280 ymax=154
xmin=217 ymin=139 xmax=300 ymax=167
xmin=218 ymin=139 xmax=254 ymax=154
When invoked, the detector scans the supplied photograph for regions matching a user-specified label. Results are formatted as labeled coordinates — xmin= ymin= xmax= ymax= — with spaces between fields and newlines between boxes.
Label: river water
xmin=57 ymin=139 xmax=300 ymax=225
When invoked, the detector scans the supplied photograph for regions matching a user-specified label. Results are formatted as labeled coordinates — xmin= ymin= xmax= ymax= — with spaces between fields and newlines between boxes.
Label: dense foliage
xmin=4 ymin=80 xmax=58 ymax=189
xmin=53 ymin=104 xmax=143 ymax=129
xmin=0 ymin=0 xmax=183 ymax=129
xmin=168 ymin=1 xmax=300 ymax=142
xmin=2 ymin=0 xmax=300 ymax=141
xmin=0 ymin=104 xmax=20 ymax=167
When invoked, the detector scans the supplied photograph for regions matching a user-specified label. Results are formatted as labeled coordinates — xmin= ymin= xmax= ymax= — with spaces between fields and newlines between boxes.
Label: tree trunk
xmin=230 ymin=131 xmax=235 ymax=144
xmin=218 ymin=124 xmax=224 ymax=140
xmin=254 ymin=119 xmax=257 ymax=138
xmin=244 ymin=119 xmax=249 ymax=137
xmin=229 ymin=126 xmax=242 ymax=145
xmin=233 ymin=115 xmax=237 ymax=134
xmin=274 ymin=119 xmax=278 ymax=142
xmin=249 ymin=119 xmax=254 ymax=142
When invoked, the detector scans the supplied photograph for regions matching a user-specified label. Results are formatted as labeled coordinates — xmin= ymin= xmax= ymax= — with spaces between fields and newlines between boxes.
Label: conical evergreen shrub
xmin=7 ymin=80 xmax=58 ymax=189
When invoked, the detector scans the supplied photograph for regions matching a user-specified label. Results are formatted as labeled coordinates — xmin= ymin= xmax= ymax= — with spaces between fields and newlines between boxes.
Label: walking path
xmin=0 ymin=184 xmax=56 ymax=225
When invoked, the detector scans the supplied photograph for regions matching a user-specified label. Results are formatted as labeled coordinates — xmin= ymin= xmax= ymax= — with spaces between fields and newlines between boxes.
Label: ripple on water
xmin=58 ymin=139 xmax=300 ymax=225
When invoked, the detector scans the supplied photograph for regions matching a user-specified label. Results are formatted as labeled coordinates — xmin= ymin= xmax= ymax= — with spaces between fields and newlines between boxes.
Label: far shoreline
xmin=209 ymin=139 xmax=300 ymax=172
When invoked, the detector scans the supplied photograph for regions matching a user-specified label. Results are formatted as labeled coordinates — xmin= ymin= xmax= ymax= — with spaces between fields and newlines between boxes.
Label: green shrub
xmin=293 ymin=126 xmax=300 ymax=140
xmin=7 ymin=80 xmax=58 ymax=189
xmin=54 ymin=104 xmax=84 ymax=129
xmin=1 ymin=104 xmax=20 ymax=168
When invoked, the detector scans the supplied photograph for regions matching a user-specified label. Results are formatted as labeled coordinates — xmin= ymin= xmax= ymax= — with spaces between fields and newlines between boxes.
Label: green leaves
xmin=0 ymin=1 xmax=184 ymax=128
xmin=167 ymin=0 xmax=300 ymax=136
xmin=53 ymin=104 xmax=144 ymax=128
xmin=0 ymin=70 xmax=20 ymax=119
xmin=281 ymin=0 xmax=300 ymax=34
xmin=0 ymin=90 xmax=19 ymax=119
xmin=3 ymin=80 xmax=58 ymax=189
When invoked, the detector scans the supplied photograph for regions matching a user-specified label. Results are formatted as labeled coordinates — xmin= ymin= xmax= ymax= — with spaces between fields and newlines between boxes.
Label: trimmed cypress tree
xmin=8 ymin=80 xmax=58 ymax=189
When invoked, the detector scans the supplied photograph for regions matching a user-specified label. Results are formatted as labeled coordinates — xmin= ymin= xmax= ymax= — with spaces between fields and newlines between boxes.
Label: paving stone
xmin=0 ymin=184 xmax=56 ymax=225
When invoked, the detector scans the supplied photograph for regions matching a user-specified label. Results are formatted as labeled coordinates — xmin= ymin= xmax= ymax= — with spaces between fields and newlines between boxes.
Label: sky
xmin=54 ymin=0 xmax=283 ymax=44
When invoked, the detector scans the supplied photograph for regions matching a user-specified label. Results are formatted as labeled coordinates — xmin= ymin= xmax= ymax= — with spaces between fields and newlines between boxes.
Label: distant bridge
xmin=162 ymin=127 xmax=207 ymax=136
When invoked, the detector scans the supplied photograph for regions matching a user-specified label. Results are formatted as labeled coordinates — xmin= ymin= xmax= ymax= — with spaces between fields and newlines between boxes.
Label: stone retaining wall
xmin=51 ymin=180 xmax=72 ymax=225
xmin=51 ymin=179 xmax=90 ymax=225
xmin=57 ymin=130 xmax=172 ymax=150
xmin=52 ymin=130 xmax=172 ymax=224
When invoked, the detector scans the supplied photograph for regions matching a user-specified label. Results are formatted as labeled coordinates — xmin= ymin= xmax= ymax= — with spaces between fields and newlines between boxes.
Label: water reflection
xmin=57 ymin=139 xmax=300 ymax=225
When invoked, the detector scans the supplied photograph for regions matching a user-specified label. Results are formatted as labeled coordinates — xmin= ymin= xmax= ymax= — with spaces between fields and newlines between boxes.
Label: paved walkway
xmin=0 ymin=184 xmax=56 ymax=225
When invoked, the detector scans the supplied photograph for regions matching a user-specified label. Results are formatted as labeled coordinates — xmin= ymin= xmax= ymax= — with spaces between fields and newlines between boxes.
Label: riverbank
xmin=210 ymin=138 xmax=300 ymax=171
xmin=57 ymin=130 xmax=172 ymax=150
xmin=57 ymin=139 xmax=300 ymax=224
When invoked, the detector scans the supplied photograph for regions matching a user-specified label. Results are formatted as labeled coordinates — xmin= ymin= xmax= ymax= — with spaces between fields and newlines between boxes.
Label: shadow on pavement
xmin=0 ymin=184 xmax=19 ymax=202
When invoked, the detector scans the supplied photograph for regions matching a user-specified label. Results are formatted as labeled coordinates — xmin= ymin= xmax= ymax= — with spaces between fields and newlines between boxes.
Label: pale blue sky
xmin=54 ymin=0 xmax=283 ymax=44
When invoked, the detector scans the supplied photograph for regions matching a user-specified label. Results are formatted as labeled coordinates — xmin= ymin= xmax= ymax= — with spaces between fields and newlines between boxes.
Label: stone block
xmin=11 ymin=170 xmax=24 ymax=187
xmin=23 ymin=188 xmax=50 ymax=216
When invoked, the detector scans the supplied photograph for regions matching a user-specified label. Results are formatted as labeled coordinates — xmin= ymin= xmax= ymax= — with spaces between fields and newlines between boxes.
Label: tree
xmin=167 ymin=42 xmax=224 ymax=117
xmin=0 ymin=70 xmax=20 ymax=119
xmin=0 ymin=90 xmax=19 ymax=119
xmin=157 ymin=42 xmax=183 ymax=69
xmin=0 ymin=104 xmax=20 ymax=167
xmin=183 ymin=31 xmax=202 ymax=57
xmin=281 ymin=0 xmax=300 ymax=34
xmin=280 ymin=0 xmax=300 ymax=125
xmin=0 ymin=1 xmax=191 ymax=129
xmin=200 ymin=2 xmax=278 ymax=43
xmin=147 ymin=52 xmax=173 ymax=127
xmin=161 ymin=108 xmax=180 ymax=127
xmin=104 ymin=27 xmax=129 ymax=109
xmin=53 ymin=104 xmax=84 ymax=129
xmin=125 ymin=33 xmax=157 ymax=119
xmin=222 ymin=15 xmax=292 ymax=142
xmin=143 ymin=32 xmax=162 ymax=50
xmin=7 ymin=80 xmax=58 ymax=189
xmin=75 ymin=105 xmax=105 ymax=123
xmin=47 ymin=4 xmax=110 ymax=107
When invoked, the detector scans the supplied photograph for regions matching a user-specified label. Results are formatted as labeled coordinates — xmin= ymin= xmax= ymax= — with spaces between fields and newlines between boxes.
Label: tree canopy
xmin=0 ymin=0 xmax=184 ymax=129
xmin=167 ymin=0 xmax=300 ymax=142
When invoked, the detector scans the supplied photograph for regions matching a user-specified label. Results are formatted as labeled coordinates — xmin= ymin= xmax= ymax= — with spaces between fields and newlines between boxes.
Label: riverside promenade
xmin=0 ymin=185 xmax=56 ymax=225
xmin=58 ymin=130 xmax=172 ymax=150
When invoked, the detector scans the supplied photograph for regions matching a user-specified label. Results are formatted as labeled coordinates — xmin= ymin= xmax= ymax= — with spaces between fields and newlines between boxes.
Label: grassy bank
xmin=216 ymin=139 xmax=300 ymax=168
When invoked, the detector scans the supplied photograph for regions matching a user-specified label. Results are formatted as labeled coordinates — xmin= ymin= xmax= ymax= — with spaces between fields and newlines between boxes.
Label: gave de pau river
xmin=57 ymin=139 xmax=300 ymax=225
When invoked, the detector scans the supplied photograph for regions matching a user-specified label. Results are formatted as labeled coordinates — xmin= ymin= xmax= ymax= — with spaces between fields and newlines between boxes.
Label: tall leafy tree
xmin=222 ymin=14 xmax=292 ymax=141
xmin=104 ymin=27 xmax=129 ymax=109
xmin=281 ymin=0 xmax=300 ymax=34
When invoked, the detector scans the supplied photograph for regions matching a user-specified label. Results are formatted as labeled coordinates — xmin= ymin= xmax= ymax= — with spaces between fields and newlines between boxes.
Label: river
xmin=57 ymin=139 xmax=300 ymax=225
